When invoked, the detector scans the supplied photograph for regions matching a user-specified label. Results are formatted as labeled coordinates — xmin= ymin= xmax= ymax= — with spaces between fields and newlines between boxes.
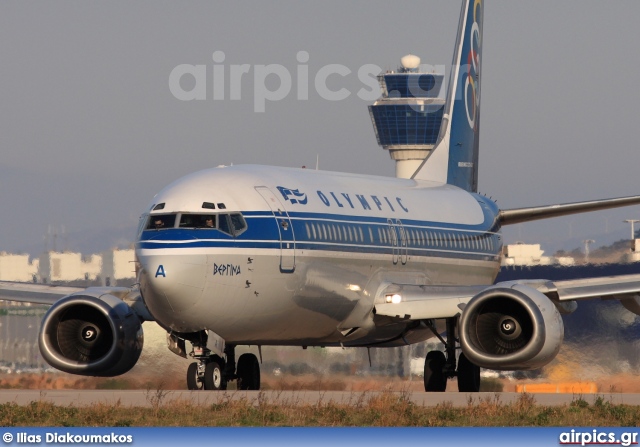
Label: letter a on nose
xmin=155 ymin=265 xmax=166 ymax=277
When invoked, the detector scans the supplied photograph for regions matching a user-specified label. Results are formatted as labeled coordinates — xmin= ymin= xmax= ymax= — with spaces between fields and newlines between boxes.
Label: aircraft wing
xmin=0 ymin=281 xmax=154 ymax=321
xmin=374 ymin=274 xmax=640 ymax=320
xmin=500 ymin=195 xmax=640 ymax=225
xmin=0 ymin=281 xmax=83 ymax=305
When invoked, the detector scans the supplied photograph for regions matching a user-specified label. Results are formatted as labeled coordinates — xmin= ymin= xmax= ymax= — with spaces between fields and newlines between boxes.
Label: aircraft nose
xmin=139 ymin=255 xmax=207 ymax=318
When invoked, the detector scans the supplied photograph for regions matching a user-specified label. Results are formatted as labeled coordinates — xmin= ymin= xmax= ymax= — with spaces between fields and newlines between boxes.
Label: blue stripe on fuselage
xmin=136 ymin=198 xmax=502 ymax=261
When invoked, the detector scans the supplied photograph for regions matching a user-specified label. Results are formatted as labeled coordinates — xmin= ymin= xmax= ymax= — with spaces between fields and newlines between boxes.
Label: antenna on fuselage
xmin=315 ymin=154 xmax=319 ymax=170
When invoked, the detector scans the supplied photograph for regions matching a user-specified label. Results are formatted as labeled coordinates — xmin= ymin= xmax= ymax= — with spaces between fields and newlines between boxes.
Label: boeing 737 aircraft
xmin=3 ymin=0 xmax=640 ymax=392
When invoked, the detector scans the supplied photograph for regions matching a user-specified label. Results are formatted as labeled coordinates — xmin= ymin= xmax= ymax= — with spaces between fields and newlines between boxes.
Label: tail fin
xmin=412 ymin=0 xmax=483 ymax=192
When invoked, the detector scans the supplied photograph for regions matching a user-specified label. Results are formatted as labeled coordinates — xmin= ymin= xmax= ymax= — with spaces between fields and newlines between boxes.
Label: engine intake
xmin=39 ymin=294 xmax=144 ymax=377
xmin=459 ymin=284 xmax=564 ymax=370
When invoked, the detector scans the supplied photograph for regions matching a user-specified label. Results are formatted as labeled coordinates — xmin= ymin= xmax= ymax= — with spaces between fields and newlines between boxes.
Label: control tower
xmin=369 ymin=55 xmax=446 ymax=179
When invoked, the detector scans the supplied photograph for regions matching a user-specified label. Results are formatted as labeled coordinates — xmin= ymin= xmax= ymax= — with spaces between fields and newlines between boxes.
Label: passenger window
xmin=147 ymin=214 xmax=177 ymax=230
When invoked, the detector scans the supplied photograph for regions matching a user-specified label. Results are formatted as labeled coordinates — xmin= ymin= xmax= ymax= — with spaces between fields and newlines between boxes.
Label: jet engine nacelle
xmin=39 ymin=294 xmax=144 ymax=377
xmin=459 ymin=284 xmax=564 ymax=370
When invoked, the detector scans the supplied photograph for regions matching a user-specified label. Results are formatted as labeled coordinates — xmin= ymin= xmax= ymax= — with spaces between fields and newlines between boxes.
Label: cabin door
xmin=255 ymin=186 xmax=296 ymax=272
xmin=387 ymin=219 xmax=399 ymax=265
xmin=388 ymin=219 xmax=408 ymax=265
xmin=396 ymin=219 xmax=408 ymax=265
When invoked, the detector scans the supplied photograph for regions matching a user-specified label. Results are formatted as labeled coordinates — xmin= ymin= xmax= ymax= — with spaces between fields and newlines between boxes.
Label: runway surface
xmin=1 ymin=390 xmax=639 ymax=407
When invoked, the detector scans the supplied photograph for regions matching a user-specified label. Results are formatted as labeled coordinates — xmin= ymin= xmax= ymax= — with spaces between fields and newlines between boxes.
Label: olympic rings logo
xmin=465 ymin=0 xmax=482 ymax=130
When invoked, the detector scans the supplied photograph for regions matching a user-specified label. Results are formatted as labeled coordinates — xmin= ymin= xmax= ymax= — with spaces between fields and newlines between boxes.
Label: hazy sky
xmin=1 ymin=1 xmax=640 ymax=255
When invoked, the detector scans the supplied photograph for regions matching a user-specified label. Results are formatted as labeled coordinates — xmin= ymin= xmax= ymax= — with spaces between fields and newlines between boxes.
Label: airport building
xmin=101 ymin=248 xmax=136 ymax=285
xmin=369 ymin=54 xmax=446 ymax=178
xmin=501 ymin=243 xmax=575 ymax=267
xmin=623 ymin=239 xmax=640 ymax=263
xmin=0 ymin=253 xmax=38 ymax=283
xmin=0 ymin=248 xmax=138 ymax=285
xmin=38 ymin=251 xmax=98 ymax=283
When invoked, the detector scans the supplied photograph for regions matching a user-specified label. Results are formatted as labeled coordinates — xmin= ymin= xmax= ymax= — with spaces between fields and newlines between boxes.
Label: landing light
xmin=347 ymin=284 xmax=361 ymax=292
xmin=385 ymin=294 xmax=402 ymax=304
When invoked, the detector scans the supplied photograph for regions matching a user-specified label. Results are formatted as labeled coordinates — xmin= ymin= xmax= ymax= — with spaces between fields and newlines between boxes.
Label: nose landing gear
xmin=187 ymin=353 xmax=226 ymax=390
xmin=186 ymin=342 xmax=261 ymax=391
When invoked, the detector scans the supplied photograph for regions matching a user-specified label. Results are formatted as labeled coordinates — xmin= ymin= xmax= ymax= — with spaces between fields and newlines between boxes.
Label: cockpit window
xmin=212 ymin=213 xmax=247 ymax=236
xmin=179 ymin=214 xmax=217 ymax=228
xmin=218 ymin=214 xmax=232 ymax=235
xmin=230 ymin=213 xmax=247 ymax=236
xmin=148 ymin=212 xmax=247 ymax=235
xmin=215 ymin=213 xmax=248 ymax=236
xmin=137 ymin=213 xmax=149 ymax=237
xmin=146 ymin=214 xmax=177 ymax=230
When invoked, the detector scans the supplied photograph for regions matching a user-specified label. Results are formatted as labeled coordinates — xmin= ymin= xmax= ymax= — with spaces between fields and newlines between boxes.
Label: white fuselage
xmin=135 ymin=165 xmax=502 ymax=347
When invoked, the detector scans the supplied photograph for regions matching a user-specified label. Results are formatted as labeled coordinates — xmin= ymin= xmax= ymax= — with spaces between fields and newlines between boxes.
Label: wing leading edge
xmin=500 ymin=195 xmax=640 ymax=226
xmin=374 ymin=274 xmax=640 ymax=321
xmin=0 ymin=281 xmax=153 ymax=321
xmin=0 ymin=281 xmax=83 ymax=305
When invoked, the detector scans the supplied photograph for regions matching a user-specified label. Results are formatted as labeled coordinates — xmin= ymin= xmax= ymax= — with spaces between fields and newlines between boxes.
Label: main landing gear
xmin=186 ymin=342 xmax=261 ymax=391
xmin=424 ymin=317 xmax=480 ymax=392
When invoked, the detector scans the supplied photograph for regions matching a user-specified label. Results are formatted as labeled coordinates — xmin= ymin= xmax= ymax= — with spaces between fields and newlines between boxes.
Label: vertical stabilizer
xmin=412 ymin=0 xmax=483 ymax=192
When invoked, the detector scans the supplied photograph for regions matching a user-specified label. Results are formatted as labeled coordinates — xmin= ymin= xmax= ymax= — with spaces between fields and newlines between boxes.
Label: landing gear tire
xmin=424 ymin=350 xmax=447 ymax=392
xmin=204 ymin=361 xmax=224 ymax=390
xmin=211 ymin=355 xmax=228 ymax=390
xmin=186 ymin=362 xmax=203 ymax=390
xmin=237 ymin=353 xmax=260 ymax=390
xmin=457 ymin=352 xmax=481 ymax=392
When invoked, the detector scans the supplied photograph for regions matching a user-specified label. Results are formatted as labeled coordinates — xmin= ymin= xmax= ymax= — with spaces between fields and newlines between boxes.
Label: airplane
xmin=2 ymin=0 xmax=640 ymax=392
